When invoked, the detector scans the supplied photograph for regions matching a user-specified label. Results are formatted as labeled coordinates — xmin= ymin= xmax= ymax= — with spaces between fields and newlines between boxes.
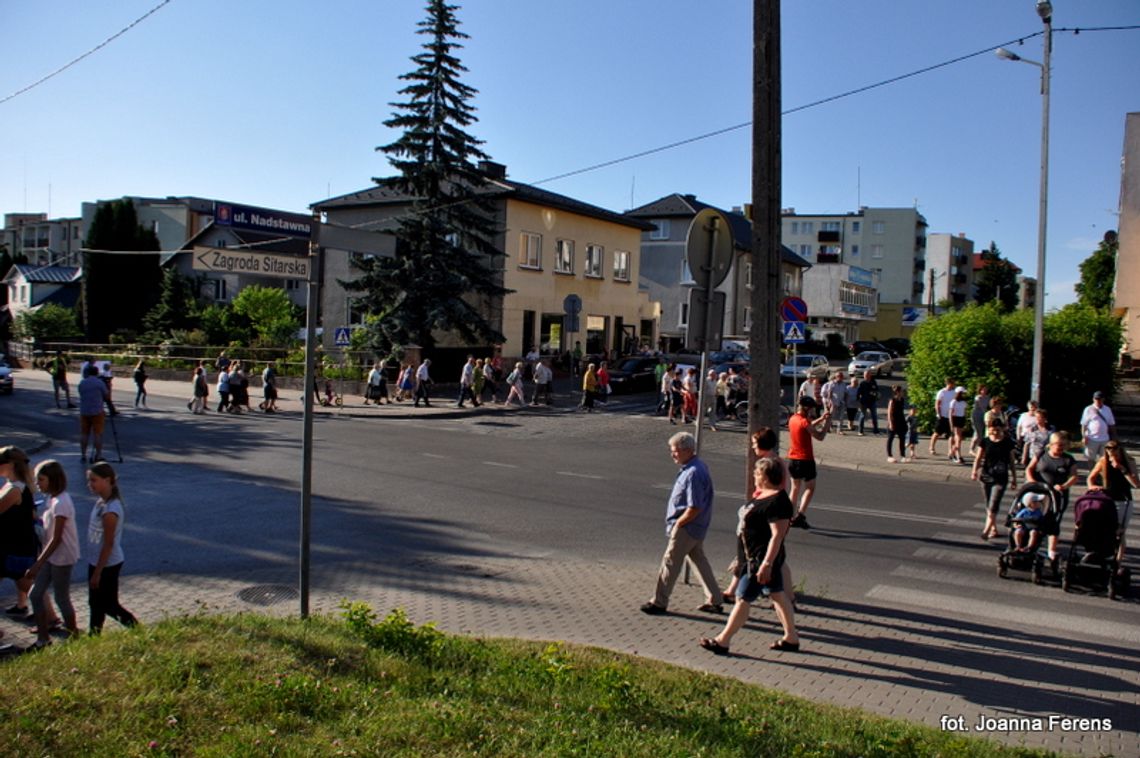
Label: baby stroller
xmin=1061 ymin=490 xmax=1131 ymax=599
xmin=997 ymin=482 xmax=1058 ymax=584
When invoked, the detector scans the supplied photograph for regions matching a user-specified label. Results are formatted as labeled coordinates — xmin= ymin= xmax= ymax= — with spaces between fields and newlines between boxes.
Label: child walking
xmin=85 ymin=462 xmax=138 ymax=634
xmin=23 ymin=460 xmax=81 ymax=647
xmin=905 ymin=406 xmax=920 ymax=461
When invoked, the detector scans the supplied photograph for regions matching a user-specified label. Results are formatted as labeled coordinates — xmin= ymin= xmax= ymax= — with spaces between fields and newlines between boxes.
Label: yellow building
xmin=314 ymin=162 xmax=657 ymax=362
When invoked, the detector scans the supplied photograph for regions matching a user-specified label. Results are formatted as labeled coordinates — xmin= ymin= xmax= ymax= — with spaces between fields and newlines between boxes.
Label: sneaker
xmin=5 ymin=605 xmax=29 ymax=618
xmin=887 ymin=457 xmax=897 ymax=463
xmin=639 ymin=602 xmax=667 ymax=616
xmin=790 ymin=513 xmax=811 ymax=530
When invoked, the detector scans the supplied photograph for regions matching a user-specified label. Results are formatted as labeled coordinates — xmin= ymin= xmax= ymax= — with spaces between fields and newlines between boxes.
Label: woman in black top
xmin=0 ymin=446 xmax=39 ymax=616
xmin=1087 ymin=440 xmax=1140 ymax=564
xmin=700 ymin=457 xmax=799 ymax=655
xmin=972 ymin=420 xmax=1017 ymax=540
xmin=886 ymin=385 xmax=907 ymax=462
xmin=1026 ymin=431 xmax=1079 ymax=560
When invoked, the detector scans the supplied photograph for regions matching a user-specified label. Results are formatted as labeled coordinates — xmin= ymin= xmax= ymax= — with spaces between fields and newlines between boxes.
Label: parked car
xmin=780 ymin=354 xmax=830 ymax=381
xmin=848 ymin=339 xmax=888 ymax=357
xmin=0 ymin=359 xmax=12 ymax=394
xmin=607 ymin=356 xmax=662 ymax=394
xmin=877 ymin=337 xmax=911 ymax=357
xmin=848 ymin=351 xmax=895 ymax=378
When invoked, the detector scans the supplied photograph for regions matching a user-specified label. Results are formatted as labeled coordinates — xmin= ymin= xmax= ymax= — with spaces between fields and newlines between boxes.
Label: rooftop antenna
xmin=629 ymin=175 xmax=636 ymax=211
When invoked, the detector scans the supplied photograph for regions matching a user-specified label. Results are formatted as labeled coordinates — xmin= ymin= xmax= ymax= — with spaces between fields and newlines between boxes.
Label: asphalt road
xmin=4 ymin=379 xmax=1137 ymax=634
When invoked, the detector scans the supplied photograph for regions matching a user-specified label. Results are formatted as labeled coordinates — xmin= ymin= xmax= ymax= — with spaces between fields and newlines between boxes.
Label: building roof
xmin=177 ymin=223 xmax=309 ymax=257
xmin=313 ymin=169 xmax=655 ymax=232
xmin=3 ymin=264 xmax=82 ymax=284
xmin=627 ymin=193 xmax=811 ymax=269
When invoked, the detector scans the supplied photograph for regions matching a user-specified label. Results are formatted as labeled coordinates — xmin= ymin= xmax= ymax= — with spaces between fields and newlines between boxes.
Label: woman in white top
xmin=86 ymin=462 xmax=138 ymax=633
xmin=24 ymin=460 xmax=81 ymax=646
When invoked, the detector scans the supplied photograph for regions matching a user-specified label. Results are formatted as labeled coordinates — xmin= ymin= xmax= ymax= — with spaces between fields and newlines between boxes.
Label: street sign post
xmin=215 ymin=202 xmax=313 ymax=239
xmin=782 ymin=320 xmax=806 ymax=344
xmin=333 ymin=327 xmax=352 ymax=347
xmin=563 ymin=294 xmax=582 ymax=356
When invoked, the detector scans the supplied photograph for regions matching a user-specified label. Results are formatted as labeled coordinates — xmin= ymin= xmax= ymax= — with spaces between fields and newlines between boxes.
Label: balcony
xmin=954 ymin=273 xmax=967 ymax=284
xmin=816 ymin=252 xmax=841 ymax=264
xmin=914 ymin=258 xmax=926 ymax=271
xmin=817 ymin=230 xmax=840 ymax=243
xmin=915 ymin=236 xmax=927 ymax=250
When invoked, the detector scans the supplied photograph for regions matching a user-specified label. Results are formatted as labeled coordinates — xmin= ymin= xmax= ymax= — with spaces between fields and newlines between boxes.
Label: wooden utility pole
xmin=748 ymin=0 xmax=782 ymax=492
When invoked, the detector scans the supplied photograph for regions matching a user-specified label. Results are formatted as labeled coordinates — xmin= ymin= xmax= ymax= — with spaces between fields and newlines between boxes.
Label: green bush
xmin=906 ymin=303 xmax=1121 ymax=434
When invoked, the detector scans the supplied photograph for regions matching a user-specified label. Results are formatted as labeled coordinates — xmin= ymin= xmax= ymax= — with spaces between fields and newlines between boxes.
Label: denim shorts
xmin=736 ymin=562 xmax=784 ymax=602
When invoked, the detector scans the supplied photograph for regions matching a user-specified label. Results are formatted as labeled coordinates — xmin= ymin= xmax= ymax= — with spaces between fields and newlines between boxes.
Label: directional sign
xmin=193 ymin=247 xmax=310 ymax=279
xmin=334 ymin=327 xmax=352 ymax=347
xmin=563 ymin=293 xmax=582 ymax=315
xmin=780 ymin=296 xmax=808 ymax=323
xmin=782 ymin=320 xmax=806 ymax=344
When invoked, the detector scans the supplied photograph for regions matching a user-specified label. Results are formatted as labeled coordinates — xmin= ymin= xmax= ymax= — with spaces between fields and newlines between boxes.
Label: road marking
xmin=911 ymin=547 xmax=1002 ymax=567
xmin=866 ymin=584 xmax=1140 ymax=643
xmin=422 ymin=453 xmax=447 ymax=459
xmin=811 ymin=502 xmax=954 ymax=525
xmin=482 ymin=461 xmax=519 ymax=468
xmin=557 ymin=471 xmax=603 ymax=479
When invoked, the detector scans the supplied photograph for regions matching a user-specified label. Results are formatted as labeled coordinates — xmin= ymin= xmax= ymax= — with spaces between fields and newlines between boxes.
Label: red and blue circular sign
xmin=780 ymin=296 xmax=808 ymax=322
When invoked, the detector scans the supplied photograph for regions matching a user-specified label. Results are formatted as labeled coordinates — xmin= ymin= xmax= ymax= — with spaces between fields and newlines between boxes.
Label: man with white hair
xmin=641 ymin=432 xmax=722 ymax=616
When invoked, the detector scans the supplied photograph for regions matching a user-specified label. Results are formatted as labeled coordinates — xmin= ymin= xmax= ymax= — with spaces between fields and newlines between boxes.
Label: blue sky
xmin=2 ymin=0 xmax=1138 ymax=307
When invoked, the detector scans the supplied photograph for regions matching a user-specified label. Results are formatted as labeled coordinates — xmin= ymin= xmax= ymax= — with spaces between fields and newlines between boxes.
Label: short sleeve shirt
xmin=78 ymin=376 xmax=107 ymax=416
xmin=1081 ymin=404 xmax=1115 ymax=442
xmin=43 ymin=492 xmax=80 ymax=566
xmin=787 ymin=414 xmax=813 ymax=461
xmin=936 ymin=387 xmax=955 ymax=418
xmin=665 ymin=457 xmax=714 ymax=540
xmin=87 ymin=498 xmax=125 ymax=567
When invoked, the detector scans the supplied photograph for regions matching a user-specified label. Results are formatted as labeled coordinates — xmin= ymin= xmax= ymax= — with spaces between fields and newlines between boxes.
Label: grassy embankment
xmin=0 ymin=604 xmax=1062 ymax=757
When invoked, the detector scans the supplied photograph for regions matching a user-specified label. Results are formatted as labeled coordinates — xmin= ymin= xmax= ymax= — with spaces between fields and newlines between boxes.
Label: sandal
xmin=696 ymin=603 xmax=724 ymax=614
xmin=699 ymin=637 xmax=730 ymax=656
xmin=769 ymin=639 xmax=801 ymax=652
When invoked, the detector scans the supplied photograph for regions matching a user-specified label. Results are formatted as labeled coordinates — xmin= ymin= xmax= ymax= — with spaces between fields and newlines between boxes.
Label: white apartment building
xmin=782 ymin=207 xmax=928 ymax=305
xmin=800 ymin=263 xmax=878 ymax=342
xmin=925 ymin=233 xmax=975 ymax=309
xmin=1 ymin=213 xmax=85 ymax=268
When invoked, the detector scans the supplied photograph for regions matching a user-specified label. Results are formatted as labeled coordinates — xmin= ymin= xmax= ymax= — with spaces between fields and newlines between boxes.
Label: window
xmin=612 ymin=250 xmax=630 ymax=281
xmin=790 ymin=221 xmax=799 ymax=235
xmin=679 ymin=302 xmax=689 ymax=327
xmin=852 ymin=221 xmax=861 ymax=233
xmin=745 ymin=262 xmax=753 ymax=289
xmin=872 ymin=221 xmax=885 ymax=234
xmin=555 ymin=239 xmax=574 ymax=274
xmin=822 ymin=221 xmax=841 ymax=232
xmin=799 ymin=244 xmax=811 ymax=257
xmin=681 ymin=259 xmax=696 ymax=284
xmin=520 ymin=232 xmax=541 ymax=268
xmin=743 ymin=306 xmax=752 ymax=331
xmin=585 ymin=244 xmax=603 ymax=278
xmin=802 ymin=221 xmax=814 ymax=234
xmin=649 ymin=220 xmax=670 ymax=240
xmin=851 ymin=244 xmax=860 ymax=257
xmin=871 ymin=244 xmax=884 ymax=259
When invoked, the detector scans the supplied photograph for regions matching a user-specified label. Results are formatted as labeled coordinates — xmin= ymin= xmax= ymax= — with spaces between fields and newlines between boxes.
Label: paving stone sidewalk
xmin=2 ymin=368 xmax=1136 ymax=756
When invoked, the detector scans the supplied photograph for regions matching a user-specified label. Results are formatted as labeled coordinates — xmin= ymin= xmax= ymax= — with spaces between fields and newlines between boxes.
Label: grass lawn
xmin=0 ymin=604 xmax=1062 ymax=757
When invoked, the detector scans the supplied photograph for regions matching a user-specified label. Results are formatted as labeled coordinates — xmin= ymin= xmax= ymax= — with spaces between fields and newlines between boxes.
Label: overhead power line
xmin=0 ymin=0 xmax=174 ymax=107
xmin=530 ymin=25 xmax=1139 ymax=187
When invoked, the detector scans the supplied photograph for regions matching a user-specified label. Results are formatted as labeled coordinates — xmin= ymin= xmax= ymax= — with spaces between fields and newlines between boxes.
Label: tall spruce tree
xmin=343 ymin=0 xmax=508 ymax=354
xmin=83 ymin=199 xmax=162 ymax=341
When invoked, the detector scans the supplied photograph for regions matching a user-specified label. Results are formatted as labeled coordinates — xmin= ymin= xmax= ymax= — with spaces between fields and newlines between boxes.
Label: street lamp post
xmin=996 ymin=0 xmax=1052 ymax=405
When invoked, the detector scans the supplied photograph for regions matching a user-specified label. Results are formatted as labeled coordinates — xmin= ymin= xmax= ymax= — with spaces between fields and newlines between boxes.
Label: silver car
xmin=780 ymin=354 xmax=830 ymax=380
xmin=848 ymin=351 xmax=894 ymax=378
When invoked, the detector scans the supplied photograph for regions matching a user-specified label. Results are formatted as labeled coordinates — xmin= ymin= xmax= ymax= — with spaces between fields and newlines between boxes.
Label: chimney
xmin=478 ymin=160 xmax=507 ymax=180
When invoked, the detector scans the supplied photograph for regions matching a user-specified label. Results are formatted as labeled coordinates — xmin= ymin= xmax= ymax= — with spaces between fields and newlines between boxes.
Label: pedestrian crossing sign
xmin=782 ymin=320 xmax=806 ymax=344
xmin=334 ymin=327 xmax=352 ymax=347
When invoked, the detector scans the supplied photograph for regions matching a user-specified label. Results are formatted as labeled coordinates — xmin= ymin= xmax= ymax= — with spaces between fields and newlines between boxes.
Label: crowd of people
xmin=0 ymin=447 xmax=137 ymax=650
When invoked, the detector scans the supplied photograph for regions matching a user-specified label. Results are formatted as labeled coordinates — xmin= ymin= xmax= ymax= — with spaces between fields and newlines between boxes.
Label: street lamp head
xmin=1036 ymin=0 xmax=1053 ymax=22
xmin=995 ymin=47 xmax=1022 ymax=62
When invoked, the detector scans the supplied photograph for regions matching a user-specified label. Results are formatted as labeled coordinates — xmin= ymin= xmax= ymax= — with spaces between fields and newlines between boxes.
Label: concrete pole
xmin=748 ymin=0 xmax=782 ymax=492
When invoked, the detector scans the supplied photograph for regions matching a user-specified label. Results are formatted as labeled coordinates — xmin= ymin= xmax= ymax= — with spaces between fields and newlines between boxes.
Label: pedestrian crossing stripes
xmin=866 ymin=584 xmax=1140 ymax=644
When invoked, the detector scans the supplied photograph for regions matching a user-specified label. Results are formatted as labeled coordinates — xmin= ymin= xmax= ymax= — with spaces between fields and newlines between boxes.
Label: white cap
xmin=1024 ymin=492 xmax=1046 ymax=502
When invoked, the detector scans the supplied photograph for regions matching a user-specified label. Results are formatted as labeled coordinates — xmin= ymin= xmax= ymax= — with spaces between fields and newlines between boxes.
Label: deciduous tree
xmin=1074 ymin=232 xmax=1117 ymax=310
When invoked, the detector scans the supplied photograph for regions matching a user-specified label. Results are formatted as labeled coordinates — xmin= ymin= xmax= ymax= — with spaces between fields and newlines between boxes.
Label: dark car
xmin=0 ymin=359 xmax=12 ymax=395
xmin=877 ymin=337 xmax=911 ymax=357
xmin=607 ymin=356 xmax=663 ymax=394
xmin=848 ymin=339 xmax=888 ymax=357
